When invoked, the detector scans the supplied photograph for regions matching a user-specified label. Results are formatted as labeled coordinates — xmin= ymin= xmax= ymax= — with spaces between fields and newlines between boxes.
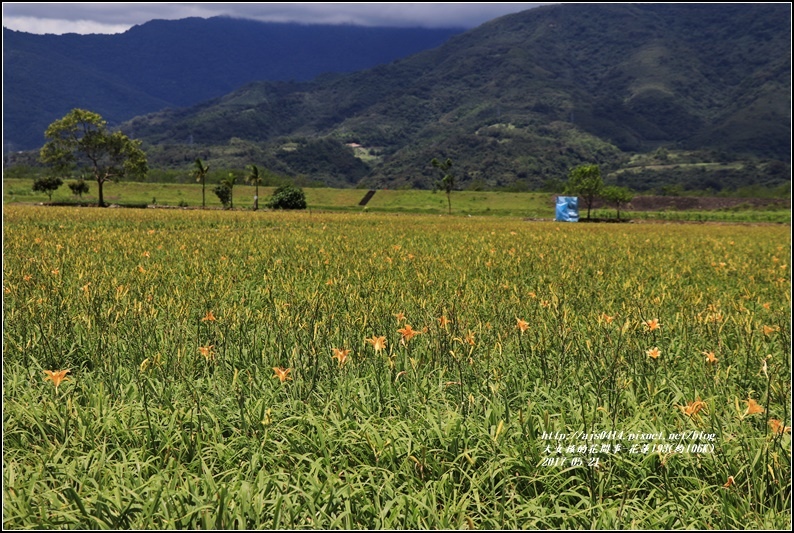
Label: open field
xmin=3 ymin=179 xmax=553 ymax=217
xmin=2 ymin=205 xmax=791 ymax=529
xmin=3 ymin=178 xmax=790 ymax=222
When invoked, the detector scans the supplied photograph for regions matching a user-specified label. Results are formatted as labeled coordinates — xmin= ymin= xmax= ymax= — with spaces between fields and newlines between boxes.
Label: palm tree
xmin=431 ymin=157 xmax=455 ymax=215
xmin=247 ymin=164 xmax=263 ymax=210
xmin=193 ymin=158 xmax=210 ymax=208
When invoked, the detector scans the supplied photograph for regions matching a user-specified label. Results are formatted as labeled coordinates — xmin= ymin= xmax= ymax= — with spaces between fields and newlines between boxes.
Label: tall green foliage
xmin=213 ymin=172 xmax=237 ymax=209
xmin=40 ymin=109 xmax=147 ymax=207
xmin=565 ymin=164 xmax=603 ymax=220
xmin=68 ymin=179 xmax=90 ymax=199
xmin=266 ymin=184 xmax=307 ymax=210
xmin=431 ymin=158 xmax=455 ymax=215
xmin=32 ymin=176 xmax=63 ymax=201
xmin=246 ymin=164 xmax=262 ymax=210
xmin=601 ymin=185 xmax=634 ymax=220
xmin=193 ymin=158 xmax=210 ymax=208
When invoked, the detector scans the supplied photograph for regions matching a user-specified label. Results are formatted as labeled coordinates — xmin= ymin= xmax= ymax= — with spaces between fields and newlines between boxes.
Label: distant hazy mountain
xmin=2 ymin=17 xmax=464 ymax=151
xmin=122 ymin=3 xmax=790 ymax=190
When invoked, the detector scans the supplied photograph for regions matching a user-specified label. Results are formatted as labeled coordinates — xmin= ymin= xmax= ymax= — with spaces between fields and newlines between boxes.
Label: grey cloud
xmin=3 ymin=3 xmax=549 ymax=34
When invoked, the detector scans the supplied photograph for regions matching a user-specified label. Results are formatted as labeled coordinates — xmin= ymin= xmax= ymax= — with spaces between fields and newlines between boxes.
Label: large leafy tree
xmin=431 ymin=157 xmax=455 ymax=215
xmin=565 ymin=164 xmax=603 ymax=221
xmin=40 ymin=109 xmax=147 ymax=207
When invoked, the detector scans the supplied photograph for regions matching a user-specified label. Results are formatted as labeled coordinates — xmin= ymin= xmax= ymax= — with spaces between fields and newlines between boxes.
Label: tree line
xmin=35 ymin=109 xmax=306 ymax=210
xmin=36 ymin=108 xmax=638 ymax=217
xmin=564 ymin=164 xmax=634 ymax=220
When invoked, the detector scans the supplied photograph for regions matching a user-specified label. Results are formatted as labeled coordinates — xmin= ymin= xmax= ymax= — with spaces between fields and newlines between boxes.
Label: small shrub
xmin=33 ymin=176 xmax=63 ymax=201
xmin=68 ymin=179 xmax=89 ymax=199
xmin=214 ymin=184 xmax=232 ymax=208
xmin=267 ymin=184 xmax=307 ymax=210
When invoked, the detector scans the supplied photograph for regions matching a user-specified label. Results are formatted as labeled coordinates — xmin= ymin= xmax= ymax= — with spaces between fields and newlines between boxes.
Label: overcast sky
xmin=2 ymin=3 xmax=550 ymax=35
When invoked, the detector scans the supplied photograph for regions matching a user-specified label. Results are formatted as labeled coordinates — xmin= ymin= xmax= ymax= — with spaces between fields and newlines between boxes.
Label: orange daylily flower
xmin=646 ymin=347 xmax=661 ymax=359
xmin=516 ymin=318 xmax=529 ymax=334
xmin=768 ymin=419 xmax=791 ymax=435
xmin=397 ymin=324 xmax=419 ymax=343
xmin=438 ymin=316 xmax=451 ymax=328
xmin=272 ymin=367 xmax=292 ymax=382
xmin=198 ymin=345 xmax=215 ymax=361
xmin=394 ymin=312 xmax=406 ymax=323
xmin=331 ymin=348 xmax=351 ymax=367
xmin=723 ymin=476 xmax=735 ymax=488
xmin=680 ymin=399 xmax=706 ymax=417
xmin=464 ymin=331 xmax=475 ymax=346
xmin=601 ymin=313 xmax=615 ymax=324
xmin=366 ymin=336 xmax=387 ymax=353
xmin=643 ymin=319 xmax=661 ymax=332
xmin=762 ymin=325 xmax=777 ymax=336
xmin=745 ymin=398 xmax=765 ymax=415
xmin=43 ymin=369 xmax=70 ymax=391
xmin=703 ymin=351 xmax=718 ymax=364
xmin=201 ymin=310 xmax=217 ymax=322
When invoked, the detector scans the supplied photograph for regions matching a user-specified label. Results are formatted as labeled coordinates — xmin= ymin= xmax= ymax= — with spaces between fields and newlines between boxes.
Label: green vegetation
xmin=84 ymin=3 xmax=788 ymax=192
xmin=5 ymin=5 xmax=790 ymax=194
xmin=601 ymin=186 xmax=634 ymax=221
xmin=193 ymin=159 xmax=210 ymax=208
xmin=4 ymin=21 xmax=463 ymax=151
xmin=32 ymin=176 xmax=63 ymax=201
xmin=246 ymin=165 xmax=263 ymax=211
xmin=431 ymin=157 xmax=455 ymax=214
xmin=3 ymin=179 xmax=790 ymax=223
xmin=3 ymin=205 xmax=790 ymax=528
xmin=67 ymin=179 xmax=90 ymax=199
xmin=266 ymin=184 xmax=307 ymax=210
xmin=40 ymin=109 xmax=148 ymax=207
xmin=213 ymin=173 xmax=238 ymax=209
xmin=565 ymin=164 xmax=604 ymax=221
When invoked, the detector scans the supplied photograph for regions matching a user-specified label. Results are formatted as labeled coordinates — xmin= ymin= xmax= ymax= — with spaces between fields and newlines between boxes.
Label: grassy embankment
xmin=2 ymin=178 xmax=790 ymax=222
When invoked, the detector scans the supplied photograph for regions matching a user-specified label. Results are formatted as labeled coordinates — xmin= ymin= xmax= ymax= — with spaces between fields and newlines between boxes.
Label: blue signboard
xmin=555 ymin=196 xmax=579 ymax=222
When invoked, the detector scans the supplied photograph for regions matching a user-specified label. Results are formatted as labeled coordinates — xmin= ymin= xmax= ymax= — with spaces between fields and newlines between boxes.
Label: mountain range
xmin=4 ymin=4 xmax=791 ymax=192
xmin=3 ymin=17 xmax=463 ymax=152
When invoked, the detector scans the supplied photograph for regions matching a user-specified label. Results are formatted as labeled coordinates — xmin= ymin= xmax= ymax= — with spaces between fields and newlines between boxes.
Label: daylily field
xmin=2 ymin=204 xmax=791 ymax=529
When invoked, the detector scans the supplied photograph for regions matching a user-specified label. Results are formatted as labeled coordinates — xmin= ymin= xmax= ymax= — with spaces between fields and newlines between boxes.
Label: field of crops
xmin=3 ymin=204 xmax=791 ymax=529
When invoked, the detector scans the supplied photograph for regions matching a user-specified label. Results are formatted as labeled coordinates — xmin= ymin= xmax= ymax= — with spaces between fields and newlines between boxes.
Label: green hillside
xmin=118 ymin=3 xmax=790 ymax=191
xmin=2 ymin=20 xmax=463 ymax=151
